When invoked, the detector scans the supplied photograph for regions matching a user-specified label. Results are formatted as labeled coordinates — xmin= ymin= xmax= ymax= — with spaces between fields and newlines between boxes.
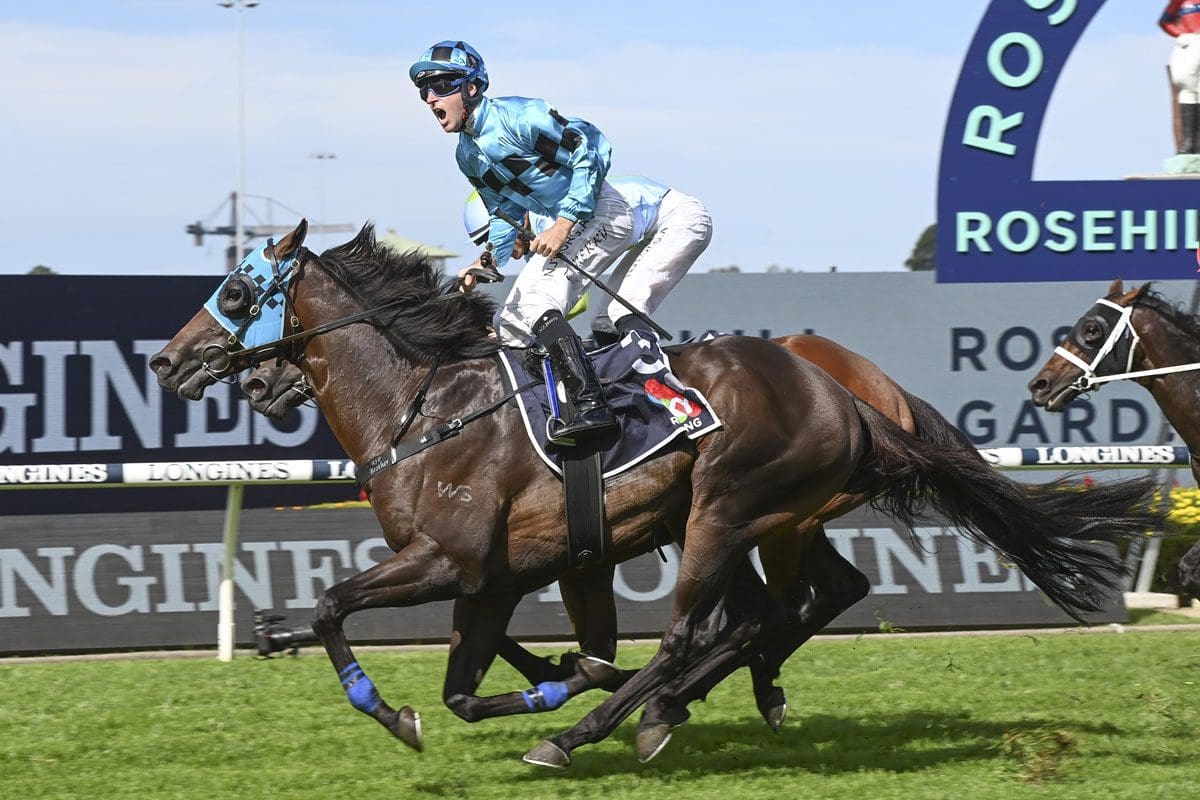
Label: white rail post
xmin=1134 ymin=536 xmax=1164 ymax=594
xmin=217 ymin=482 xmax=245 ymax=662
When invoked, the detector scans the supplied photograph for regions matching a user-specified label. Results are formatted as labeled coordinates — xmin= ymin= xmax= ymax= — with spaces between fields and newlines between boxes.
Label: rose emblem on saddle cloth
xmin=643 ymin=378 xmax=702 ymax=425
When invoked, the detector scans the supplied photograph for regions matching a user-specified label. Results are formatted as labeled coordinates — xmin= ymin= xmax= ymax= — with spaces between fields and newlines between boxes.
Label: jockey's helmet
xmin=409 ymin=41 xmax=489 ymax=94
xmin=463 ymin=190 xmax=489 ymax=246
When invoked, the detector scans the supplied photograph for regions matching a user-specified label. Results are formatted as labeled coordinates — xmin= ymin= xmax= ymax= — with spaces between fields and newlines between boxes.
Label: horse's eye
xmin=218 ymin=276 xmax=256 ymax=320
xmin=1082 ymin=322 xmax=1102 ymax=342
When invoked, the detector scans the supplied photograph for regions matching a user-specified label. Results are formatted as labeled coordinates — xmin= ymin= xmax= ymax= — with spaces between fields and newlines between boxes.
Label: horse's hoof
xmin=758 ymin=686 xmax=787 ymax=732
xmin=522 ymin=739 xmax=571 ymax=769
xmin=765 ymin=702 xmax=787 ymax=733
xmin=576 ymin=656 xmax=624 ymax=689
xmin=636 ymin=723 xmax=674 ymax=763
xmin=387 ymin=705 xmax=423 ymax=752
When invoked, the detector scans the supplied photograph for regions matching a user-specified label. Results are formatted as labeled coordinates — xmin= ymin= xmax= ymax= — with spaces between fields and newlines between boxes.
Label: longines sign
xmin=0 ymin=508 xmax=1123 ymax=654
xmin=937 ymin=0 xmax=1200 ymax=282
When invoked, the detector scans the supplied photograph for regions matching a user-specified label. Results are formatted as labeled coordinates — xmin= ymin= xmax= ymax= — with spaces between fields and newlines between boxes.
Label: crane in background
xmin=187 ymin=192 xmax=355 ymax=271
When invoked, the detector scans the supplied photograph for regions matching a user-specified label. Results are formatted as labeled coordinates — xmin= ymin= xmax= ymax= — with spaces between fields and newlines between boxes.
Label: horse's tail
xmin=901 ymin=388 xmax=983 ymax=453
xmin=846 ymin=396 xmax=1163 ymax=621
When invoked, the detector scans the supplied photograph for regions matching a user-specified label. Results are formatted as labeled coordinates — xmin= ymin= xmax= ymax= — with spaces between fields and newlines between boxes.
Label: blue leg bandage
xmin=521 ymin=681 xmax=570 ymax=712
xmin=339 ymin=661 xmax=381 ymax=714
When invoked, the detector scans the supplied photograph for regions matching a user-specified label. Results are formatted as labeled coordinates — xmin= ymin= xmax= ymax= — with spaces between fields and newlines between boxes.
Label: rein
xmin=227 ymin=243 xmax=531 ymax=486
xmin=234 ymin=295 xmax=411 ymax=364
xmin=212 ymin=245 xmax=422 ymax=370
xmin=1058 ymin=297 xmax=1200 ymax=391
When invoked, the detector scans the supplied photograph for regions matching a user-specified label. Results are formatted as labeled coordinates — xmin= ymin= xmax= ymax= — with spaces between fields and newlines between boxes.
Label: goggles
xmin=417 ymin=73 xmax=467 ymax=101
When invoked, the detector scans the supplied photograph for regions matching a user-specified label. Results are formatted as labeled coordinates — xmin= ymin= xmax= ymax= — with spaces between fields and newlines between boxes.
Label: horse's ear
xmin=272 ymin=219 xmax=309 ymax=261
xmin=1107 ymin=277 xmax=1124 ymax=296
xmin=1133 ymin=282 xmax=1152 ymax=300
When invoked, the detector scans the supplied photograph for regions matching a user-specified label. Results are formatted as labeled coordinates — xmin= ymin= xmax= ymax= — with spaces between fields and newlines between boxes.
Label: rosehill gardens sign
xmin=937 ymin=0 xmax=1200 ymax=282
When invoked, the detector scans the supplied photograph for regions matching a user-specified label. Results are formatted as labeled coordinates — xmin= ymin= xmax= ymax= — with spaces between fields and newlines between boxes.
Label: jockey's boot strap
xmin=535 ymin=311 xmax=618 ymax=442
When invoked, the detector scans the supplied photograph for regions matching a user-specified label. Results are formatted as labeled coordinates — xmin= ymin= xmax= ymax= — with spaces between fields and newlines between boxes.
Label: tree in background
xmin=708 ymin=265 xmax=741 ymax=273
xmin=905 ymin=224 xmax=935 ymax=271
xmin=28 ymin=265 xmax=57 ymax=275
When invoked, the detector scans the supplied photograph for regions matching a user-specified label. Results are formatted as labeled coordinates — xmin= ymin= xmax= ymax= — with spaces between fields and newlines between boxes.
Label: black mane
xmin=1134 ymin=286 xmax=1200 ymax=343
xmin=316 ymin=224 xmax=498 ymax=359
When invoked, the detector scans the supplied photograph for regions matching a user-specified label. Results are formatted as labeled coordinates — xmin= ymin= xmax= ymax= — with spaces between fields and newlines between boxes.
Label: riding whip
xmin=494 ymin=209 xmax=673 ymax=340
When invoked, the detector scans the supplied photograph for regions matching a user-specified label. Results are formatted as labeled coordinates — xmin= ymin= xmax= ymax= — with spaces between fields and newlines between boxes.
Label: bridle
xmin=1056 ymin=295 xmax=1200 ymax=392
xmin=199 ymin=238 xmax=536 ymax=485
xmin=202 ymin=241 xmax=412 ymax=379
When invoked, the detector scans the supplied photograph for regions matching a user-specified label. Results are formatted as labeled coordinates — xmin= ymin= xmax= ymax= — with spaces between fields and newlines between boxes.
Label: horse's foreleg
xmin=311 ymin=537 xmax=457 ymax=751
xmin=443 ymin=594 xmax=623 ymax=723
xmin=558 ymin=564 xmax=618 ymax=663
xmin=495 ymin=636 xmax=575 ymax=684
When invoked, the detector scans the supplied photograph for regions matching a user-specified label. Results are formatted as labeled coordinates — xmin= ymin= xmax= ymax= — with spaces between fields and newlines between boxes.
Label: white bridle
xmin=1055 ymin=297 xmax=1200 ymax=391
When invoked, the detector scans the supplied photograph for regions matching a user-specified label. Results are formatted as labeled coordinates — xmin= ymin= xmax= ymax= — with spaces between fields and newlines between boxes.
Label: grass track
xmin=2 ymin=631 xmax=1199 ymax=800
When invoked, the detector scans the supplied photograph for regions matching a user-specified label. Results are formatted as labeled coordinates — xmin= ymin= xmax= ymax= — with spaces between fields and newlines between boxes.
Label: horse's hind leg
xmin=750 ymin=524 xmax=870 ymax=728
xmin=443 ymin=593 xmax=622 ymax=723
xmin=488 ymin=566 xmax=620 ymax=687
xmin=633 ymin=557 xmax=781 ymax=760
xmin=635 ymin=524 xmax=870 ymax=759
xmin=523 ymin=527 xmax=770 ymax=768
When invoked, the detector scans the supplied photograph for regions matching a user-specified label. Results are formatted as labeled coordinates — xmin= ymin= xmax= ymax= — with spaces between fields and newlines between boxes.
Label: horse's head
xmin=1028 ymin=277 xmax=1150 ymax=412
xmin=241 ymin=358 xmax=313 ymax=421
xmin=151 ymin=220 xmax=309 ymax=399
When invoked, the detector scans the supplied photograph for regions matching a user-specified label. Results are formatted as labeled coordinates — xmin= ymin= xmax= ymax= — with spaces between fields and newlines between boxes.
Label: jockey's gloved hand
xmin=468 ymin=247 xmax=502 ymax=283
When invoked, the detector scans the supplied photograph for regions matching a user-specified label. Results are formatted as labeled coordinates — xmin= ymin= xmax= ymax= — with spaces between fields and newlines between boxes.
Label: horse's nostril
xmin=242 ymin=378 xmax=267 ymax=400
xmin=1029 ymin=378 xmax=1047 ymax=393
xmin=149 ymin=354 xmax=174 ymax=375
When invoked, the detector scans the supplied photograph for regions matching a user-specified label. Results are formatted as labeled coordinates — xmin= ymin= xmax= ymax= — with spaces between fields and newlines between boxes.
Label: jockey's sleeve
xmin=478 ymin=187 xmax=522 ymax=269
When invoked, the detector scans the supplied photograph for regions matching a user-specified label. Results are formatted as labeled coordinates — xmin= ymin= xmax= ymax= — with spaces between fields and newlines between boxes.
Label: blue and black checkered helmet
xmin=409 ymin=40 xmax=489 ymax=92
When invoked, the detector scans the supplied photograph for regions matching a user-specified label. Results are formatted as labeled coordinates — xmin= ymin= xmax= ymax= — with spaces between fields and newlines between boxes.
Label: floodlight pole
xmin=220 ymin=1 xmax=259 ymax=271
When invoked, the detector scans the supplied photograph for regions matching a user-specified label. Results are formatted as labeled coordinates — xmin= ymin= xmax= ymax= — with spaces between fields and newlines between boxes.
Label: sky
xmin=0 ymin=1 xmax=1180 ymax=276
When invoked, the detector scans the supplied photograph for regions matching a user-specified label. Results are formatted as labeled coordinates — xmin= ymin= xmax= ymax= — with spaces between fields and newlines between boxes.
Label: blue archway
xmin=937 ymin=0 xmax=1200 ymax=282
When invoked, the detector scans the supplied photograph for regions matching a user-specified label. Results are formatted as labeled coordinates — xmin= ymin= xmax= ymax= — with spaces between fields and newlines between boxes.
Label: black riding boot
xmin=1181 ymin=103 xmax=1199 ymax=154
xmin=534 ymin=310 xmax=618 ymax=442
xmin=590 ymin=315 xmax=620 ymax=348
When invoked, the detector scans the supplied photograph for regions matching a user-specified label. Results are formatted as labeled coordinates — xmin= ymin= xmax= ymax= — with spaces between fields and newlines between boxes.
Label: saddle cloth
xmin=497 ymin=330 xmax=722 ymax=479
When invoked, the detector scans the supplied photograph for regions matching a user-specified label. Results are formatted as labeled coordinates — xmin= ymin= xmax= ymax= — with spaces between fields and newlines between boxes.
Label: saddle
xmin=497 ymin=331 xmax=721 ymax=569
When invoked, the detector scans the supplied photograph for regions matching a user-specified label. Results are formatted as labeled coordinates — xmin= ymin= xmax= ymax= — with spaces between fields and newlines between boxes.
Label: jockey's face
xmin=425 ymin=82 xmax=476 ymax=134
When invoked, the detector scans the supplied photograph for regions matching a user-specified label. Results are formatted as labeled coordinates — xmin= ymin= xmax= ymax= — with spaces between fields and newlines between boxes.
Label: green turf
xmin=1127 ymin=608 xmax=1200 ymax=626
xmin=2 ymin=633 xmax=1199 ymax=799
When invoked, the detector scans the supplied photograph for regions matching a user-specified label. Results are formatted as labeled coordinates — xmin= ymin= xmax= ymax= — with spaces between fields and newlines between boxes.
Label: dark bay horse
xmin=237 ymin=333 xmax=932 ymax=735
xmin=152 ymin=223 xmax=1159 ymax=767
xmin=1029 ymin=277 xmax=1200 ymax=596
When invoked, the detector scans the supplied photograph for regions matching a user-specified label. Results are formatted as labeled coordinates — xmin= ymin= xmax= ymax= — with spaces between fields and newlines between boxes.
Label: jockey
xmin=464 ymin=175 xmax=713 ymax=346
xmin=1162 ymin=1 xmax=1200 ymax=153
xmin=410 ymin=40 xmax=635 ymax=441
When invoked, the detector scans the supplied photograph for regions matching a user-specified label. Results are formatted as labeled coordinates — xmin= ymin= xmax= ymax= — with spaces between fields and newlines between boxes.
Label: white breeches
xmin=494 ymin=182 xmax=635 ymax=347
xmin=604 ymin=189 xmax=712 ymax=324
xmin=1171 ymin=33 xmax=1200 ymax=103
